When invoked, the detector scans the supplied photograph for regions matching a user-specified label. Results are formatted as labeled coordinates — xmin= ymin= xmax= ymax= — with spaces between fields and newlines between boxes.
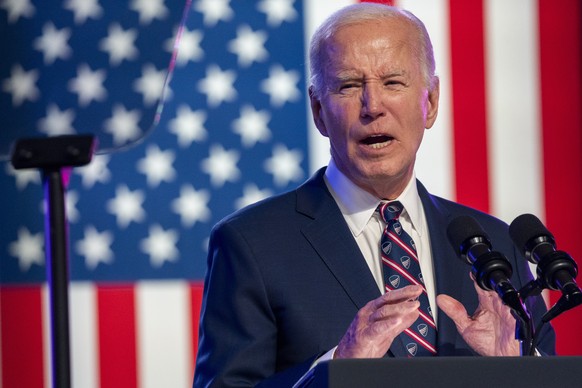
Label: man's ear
xmin=425 ymin=76 xmax=440 ymax=129
xmin=309 ymin=86 xmax=328 ymax=137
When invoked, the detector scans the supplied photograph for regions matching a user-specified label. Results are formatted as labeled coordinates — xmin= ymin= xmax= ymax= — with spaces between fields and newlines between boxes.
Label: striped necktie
xmin=378 ymin=201 xmax=437 ymax=357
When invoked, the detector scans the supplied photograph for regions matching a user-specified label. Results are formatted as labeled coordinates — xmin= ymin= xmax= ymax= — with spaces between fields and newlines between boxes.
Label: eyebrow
xmin=333 ymin=71 xmax=362 ymax=82
xmin=333 ymin=70 xmax=407 ymax=83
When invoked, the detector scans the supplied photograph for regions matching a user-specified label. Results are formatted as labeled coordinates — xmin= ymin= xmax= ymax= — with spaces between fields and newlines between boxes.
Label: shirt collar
xmin=324 ymin=158 xmax=424 ymax=237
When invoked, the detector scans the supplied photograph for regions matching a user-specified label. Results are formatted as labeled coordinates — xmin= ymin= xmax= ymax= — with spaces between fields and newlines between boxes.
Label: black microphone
xmin=447 ymin=215 xmax=533 ymax=355
xmin=447 ymin=215 xmax=516 ymax=294
xmin=509 ymin=214 xmax=580 ymax=297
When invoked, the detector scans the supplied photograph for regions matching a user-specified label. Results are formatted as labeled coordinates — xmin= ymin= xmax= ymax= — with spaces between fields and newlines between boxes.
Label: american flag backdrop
xmin=1 ymin=0 xmax=581 ymax=387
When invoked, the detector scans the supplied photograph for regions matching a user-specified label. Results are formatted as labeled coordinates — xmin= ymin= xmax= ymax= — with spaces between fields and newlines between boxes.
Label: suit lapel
xmin=295 ymin=170 xmax=410 ymax=357
xmin=296 ymin=169 xmax=381 ymax=311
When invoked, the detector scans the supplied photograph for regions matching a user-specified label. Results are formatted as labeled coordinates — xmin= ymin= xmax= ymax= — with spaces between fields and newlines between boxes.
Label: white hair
xmin=308 ymin=3 xmax=436 ymax=98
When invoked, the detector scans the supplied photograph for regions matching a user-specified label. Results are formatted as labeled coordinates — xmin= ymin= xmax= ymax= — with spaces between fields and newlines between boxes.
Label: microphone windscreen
xmin=447 ymin=215 xmax=488 ymax=254
xmin=508 ymin=213 xmax=552 ymax=251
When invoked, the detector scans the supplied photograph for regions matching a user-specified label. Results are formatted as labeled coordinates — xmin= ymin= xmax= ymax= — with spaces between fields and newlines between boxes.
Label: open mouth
xmin=360 ymin=135 xmax=394 ymax=149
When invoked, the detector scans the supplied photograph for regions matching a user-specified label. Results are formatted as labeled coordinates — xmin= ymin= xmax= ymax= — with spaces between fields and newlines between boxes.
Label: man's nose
xmin=360 ymin=83 xmax=386 ymax=119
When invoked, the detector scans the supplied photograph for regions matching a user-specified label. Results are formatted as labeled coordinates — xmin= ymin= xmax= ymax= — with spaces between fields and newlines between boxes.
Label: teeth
xmin=369 ymin=140 xmax=391 ymax=149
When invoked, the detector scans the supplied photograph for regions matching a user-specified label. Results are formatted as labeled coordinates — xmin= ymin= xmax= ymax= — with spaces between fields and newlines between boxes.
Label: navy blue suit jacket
xmin=194 ymin=168 xmax=555 ymax=387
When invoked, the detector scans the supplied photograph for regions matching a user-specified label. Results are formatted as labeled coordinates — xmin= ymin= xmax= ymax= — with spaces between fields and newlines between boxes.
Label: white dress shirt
xmin=323 ymin=159 xmax=438 ymax=322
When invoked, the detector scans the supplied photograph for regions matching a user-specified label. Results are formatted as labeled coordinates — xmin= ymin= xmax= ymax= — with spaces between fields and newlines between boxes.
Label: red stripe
xmin=386 ymin=231 xmax=418 ymax=260
xmin=382 ymin=257 xmax=422 ymax=287
xmin=418 ymin=310 xmax=436 ymax=329
xmin=403 ymin=328 xmax=437 ymax=354
xmin=538 ymin=0 xmax=582 ymax=355
xmin=382 ymin=265 xmax=429 ymax=298
xmin=449 ymin=0 xmax=490 ymax=213
xmin=97 ymin=285 xmax=138 ymax=388
xmin=0 ymin=286 xmax=45 ymax=388
xmin=190 ymin=282 xmax=204 ymax=379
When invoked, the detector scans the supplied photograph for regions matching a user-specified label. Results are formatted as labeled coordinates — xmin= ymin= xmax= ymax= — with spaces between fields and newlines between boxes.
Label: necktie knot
xmin=378 ymin=201 xmax=404 ymax=223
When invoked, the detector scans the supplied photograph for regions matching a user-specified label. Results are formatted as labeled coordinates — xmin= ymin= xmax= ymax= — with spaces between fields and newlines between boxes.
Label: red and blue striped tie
xmin=379 ymin=201 xmax=437 ymax=357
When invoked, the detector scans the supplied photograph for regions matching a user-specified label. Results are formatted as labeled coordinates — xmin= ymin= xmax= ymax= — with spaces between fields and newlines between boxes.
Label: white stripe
xmin=70 ymin=283 xmax=98 ymax=388
xmin=398 ymin=0 xmax=454 ymax=200
xmin=387 ymin=231 xmax=418 ymax=260
xmin=136 ymin=281 xmax=192 ymax=388
xmin=404 ymin=328 xmax=436 ymax=353
xmin=485 ymin=0 xmax=544 ymax=222
xmin=418 ymin=310 xmax=436 ymax=328
xmin=382 ymin=257 xmax=421 ymax=286
xmin=303 ymin=0 xmax=354 ymax=174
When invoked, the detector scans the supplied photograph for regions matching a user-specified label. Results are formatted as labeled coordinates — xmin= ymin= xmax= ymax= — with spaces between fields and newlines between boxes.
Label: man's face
xmin=310 ymin=18 xmax=439 ymax=199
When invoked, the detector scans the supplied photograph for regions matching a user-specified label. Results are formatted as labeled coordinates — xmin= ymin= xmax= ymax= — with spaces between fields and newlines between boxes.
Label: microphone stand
xmin=473 ymin=265 xmax=535 ymax=356
xmin=501 ymin=289 xmax=534 ymax=356
xmin=11 ymin=135 xmax=96 ymax=388
xmin=469 ymin=252 xmax=535 ymax=356
xmin=520 ymin=277 xmax=582 ymax=350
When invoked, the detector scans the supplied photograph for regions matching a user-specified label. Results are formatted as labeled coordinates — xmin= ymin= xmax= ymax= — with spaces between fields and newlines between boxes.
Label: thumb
xmin=437 ymin=294 xmax=471 ymax=332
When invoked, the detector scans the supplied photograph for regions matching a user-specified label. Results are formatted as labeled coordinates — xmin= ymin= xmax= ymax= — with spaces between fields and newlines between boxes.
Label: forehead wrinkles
xmin=324 ymin=39 xmax=412 ymax=83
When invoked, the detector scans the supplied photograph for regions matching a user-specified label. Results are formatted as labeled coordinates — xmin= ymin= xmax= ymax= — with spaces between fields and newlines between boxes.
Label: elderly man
xmin=194 ymin=3 xmax=555 ymax=387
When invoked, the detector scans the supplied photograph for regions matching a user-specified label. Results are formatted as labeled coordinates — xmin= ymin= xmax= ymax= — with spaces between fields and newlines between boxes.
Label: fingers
xmin=373 ymin=284 xmax=423 ymax=307
xmin=336 ymin=286 xmax=424 ymax=359
xmin=470 ymin=273 xmax=510 ymax=318
xmin=436 ymin=294 xmax=471 ymax=331
xmin=369 ymin=285 xmax=423 ymax=322
xmin=368 ymin=285 xmax=422 ymax=322
xmin=438 ymin=272 xmax=520 ymax=357
xmin=369 ymin=297 xmax=420 ymax=323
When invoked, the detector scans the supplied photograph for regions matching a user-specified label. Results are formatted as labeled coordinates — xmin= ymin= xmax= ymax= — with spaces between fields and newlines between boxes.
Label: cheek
xmin=328 ymin=129 xmax=350 ymax=155
xmin=407 ymin=129 xmax=426 ymax=155
xmin=320 ymin=98 xmax=364 ymax=148
xmin=321 ymin=105 xmax=349 ymax=136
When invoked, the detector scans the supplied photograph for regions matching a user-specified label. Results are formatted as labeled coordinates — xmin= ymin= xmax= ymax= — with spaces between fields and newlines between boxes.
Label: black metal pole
xmin=11 ymin=135 xmax=96 ymax=388
xmin=43 ymin=168 xmax=71 ymax=388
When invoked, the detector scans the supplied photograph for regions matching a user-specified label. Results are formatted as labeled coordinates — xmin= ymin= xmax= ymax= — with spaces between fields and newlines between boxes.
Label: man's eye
xmin=339 ymin=83 xmax=358 ymax=91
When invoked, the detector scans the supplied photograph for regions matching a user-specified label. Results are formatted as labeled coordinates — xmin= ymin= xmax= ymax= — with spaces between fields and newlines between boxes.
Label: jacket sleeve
xmin=193 ymin=221 xmax=317 ymax=387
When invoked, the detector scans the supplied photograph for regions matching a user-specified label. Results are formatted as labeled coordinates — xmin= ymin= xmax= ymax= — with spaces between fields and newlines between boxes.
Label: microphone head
xmin=509 ymin=213 xmax=554 ymax=252
xmin=447 ymin=215 xmax=491 ymax=258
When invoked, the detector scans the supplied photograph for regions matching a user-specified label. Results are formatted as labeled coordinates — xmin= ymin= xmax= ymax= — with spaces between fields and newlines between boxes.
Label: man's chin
xmin=357 ymin=169 xmax=412 ymax=197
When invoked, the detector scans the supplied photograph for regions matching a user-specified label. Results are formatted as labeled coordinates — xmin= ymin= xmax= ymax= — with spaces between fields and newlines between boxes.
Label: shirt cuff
xmin=291 ymin=346 xmax=338 ymax=388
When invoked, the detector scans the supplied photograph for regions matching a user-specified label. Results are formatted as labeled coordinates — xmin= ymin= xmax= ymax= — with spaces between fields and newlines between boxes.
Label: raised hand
xmin=437 ymin=274 xmax=520 ymax=356
xmin=335 ymin=285 xmax=423 ymax=359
